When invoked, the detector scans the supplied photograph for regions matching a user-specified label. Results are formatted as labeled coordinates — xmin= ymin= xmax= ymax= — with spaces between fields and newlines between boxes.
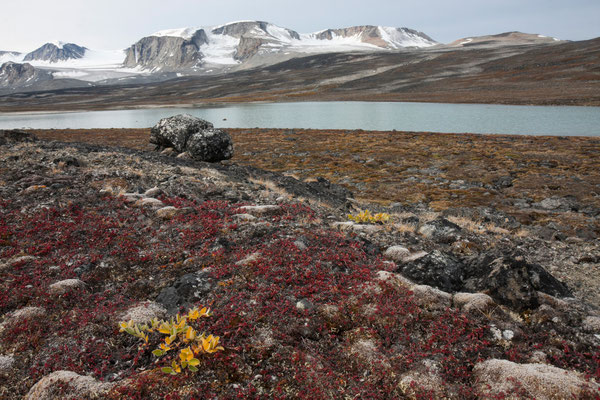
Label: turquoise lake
xmin=1 ymin=102 xmax=599 ymax=136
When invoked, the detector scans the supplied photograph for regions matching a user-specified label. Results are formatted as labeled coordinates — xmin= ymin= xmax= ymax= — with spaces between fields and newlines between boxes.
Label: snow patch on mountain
xmin=151 ymin=27 xmax=199 ymax=40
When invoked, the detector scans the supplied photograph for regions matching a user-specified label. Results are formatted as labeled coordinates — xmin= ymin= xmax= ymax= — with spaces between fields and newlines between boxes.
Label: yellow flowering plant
xmin=119 ymin=306 xmax=224 ymax=374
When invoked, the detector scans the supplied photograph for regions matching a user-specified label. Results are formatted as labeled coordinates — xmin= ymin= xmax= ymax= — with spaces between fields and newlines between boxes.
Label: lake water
xmin=1 ymin=102 xmax=600 ymax=136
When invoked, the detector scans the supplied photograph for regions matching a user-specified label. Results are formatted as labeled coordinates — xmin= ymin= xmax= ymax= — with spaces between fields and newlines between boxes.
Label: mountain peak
xmin=23 ymin=42 xmax=87 ymax=63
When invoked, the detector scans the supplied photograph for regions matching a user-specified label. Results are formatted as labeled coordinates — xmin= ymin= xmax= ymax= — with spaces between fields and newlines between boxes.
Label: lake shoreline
xmin=4 ymin=102 xmax=600 ymax=136
xmin=2 ymin=97 xmax=600 ymax=115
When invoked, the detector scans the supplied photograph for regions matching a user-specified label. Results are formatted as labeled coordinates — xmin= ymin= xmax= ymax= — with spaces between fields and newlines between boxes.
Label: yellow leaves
xmin=348 ymin=210 xmax=391 ymax=224
xmin=118 ymin=305 xmax=223 ymax=375
xmin=187 ymin=307 xmax=199 ymax=320
xmin=159 ymin=342 xmax=171 ymax=352
xmin=184 ymin=326 xmax=197 ymax=342
xmin=188 ymin=306 xmax=211 ymax=321
xmin=201 ymin=335 xmax=224 ymax=354
xmin=158 ymin=322 xmax=172 ymax=335
xmin=179 ymin=347 xmax=194 ymax=363
xmin=119 ymin=320 xmax=134 ymax=333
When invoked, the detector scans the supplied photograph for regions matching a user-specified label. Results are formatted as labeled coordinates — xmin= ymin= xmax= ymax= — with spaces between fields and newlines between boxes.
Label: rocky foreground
xmin=1 ymin=129 xmax=599 ymax=399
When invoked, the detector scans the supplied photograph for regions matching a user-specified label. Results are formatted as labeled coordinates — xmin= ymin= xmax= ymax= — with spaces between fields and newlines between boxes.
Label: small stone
xmin=120 ymin=301 xmax=167 ymax=325
xmin=473 ymin=359 xmax=599 ymax=399
xmin=0 ymin=355 xmax=15 ymax=372
xmin=411 ymin=284 xmax=452 ymax=310
xmin=121 ymin=193 xmax=144 ymax=203
xmin=48 ymin=279 xmax=86 ymax=296
xmin=582 ymin=316 xmax=600 ymax=333
xmin=176 ymin=151 xmax=191 ymax=160
xmin=144 ymin=187 xmax=162 ymax=197
xmin=156 ymin=206 xmax=179 ymax=219
xmin=25 ymin=370 xmax=114 ymax=400
xmin=160 ymin=147 xmax=176 ymax=156
xmin=23 ymin=185 xmax=47 ymax=193
xmin=296 ymin=299 xmax=314 ymax=311
xmin=383 ymin=246 xmax=410 ymax=262
xmin=502 ymin=330 xmax=514 ymax=341
xmin=453 ymin=292 xmax=496 ymax=314
xmin=136 ymin=197 xmax=164 ymax=208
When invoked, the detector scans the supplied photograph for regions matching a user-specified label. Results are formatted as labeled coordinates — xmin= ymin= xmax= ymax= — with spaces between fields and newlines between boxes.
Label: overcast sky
xmin=2 ymin=0 xmax=599 ymax=52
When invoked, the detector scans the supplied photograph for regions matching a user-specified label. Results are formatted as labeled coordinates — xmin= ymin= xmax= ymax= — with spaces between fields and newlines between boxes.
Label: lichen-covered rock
xmin=48 ymin=279 xmax=86 ymax=296
xmin=453 ymin=292 xmax=496 ymax=314
xmin=150 ymin=114 xmax=213 ymax=152
xmin=186 ymin=128 xmax=234 ymax=162
xmin=473 ymin=359 xmax=599 ymax=399
xmin=156 ymin=206 xmax=179 ymax=219
xmin=0 ymin=355 xmax=15 ymax=372
xmin=411 ymin=284 xmax=453 ymax=310
xmin=25 ymin=370 xmax=114 ymax=400
xmin=120 ymin=301 xmax=167 ymax=325
xmin=135 ymin=197 xmax=164 ymax=208
xmin=582 ymin=315 xmax=600 ymax=332
xmin=383 ymin=245 xmax=410 ymax=262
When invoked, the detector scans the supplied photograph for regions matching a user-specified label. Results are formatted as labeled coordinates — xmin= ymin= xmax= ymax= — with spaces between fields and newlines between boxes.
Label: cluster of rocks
xmin=149 ymin=114 xmax=233 ymax=162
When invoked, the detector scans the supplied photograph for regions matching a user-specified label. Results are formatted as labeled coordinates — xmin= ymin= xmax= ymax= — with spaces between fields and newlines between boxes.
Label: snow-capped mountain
xmin=24 ymin=42 xmax=87 ymax=63
xmin=448 ymin=32 xmax=563 ymax=47
xmin=123 ymin=21 xmax=438 ymax=71
xmin=0 ymin=21 xmax=569 ymax=94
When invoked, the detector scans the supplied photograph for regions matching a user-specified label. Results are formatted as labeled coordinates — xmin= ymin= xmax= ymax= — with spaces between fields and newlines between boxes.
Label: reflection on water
xmin=1 ymin=102 xmax=599 ymax=136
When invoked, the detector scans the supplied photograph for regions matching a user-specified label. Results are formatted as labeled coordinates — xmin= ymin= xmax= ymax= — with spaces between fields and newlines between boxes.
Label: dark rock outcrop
xmin=400 ymin=250 xmax=465 ymax=292
xmin=156 ymin=270 xmax=214 ymax=314
xmin=150 ymin=114 xmax=233 ymax=162
xmin=24 ymin=42 xmax=86 ymax=63
xmin=463 ymin=255 xmax=572 ymax=311
xmin=398 ymin=249 xmax=571 ymax=311
xmin=0 ymin=130 xmax=38 ymax=145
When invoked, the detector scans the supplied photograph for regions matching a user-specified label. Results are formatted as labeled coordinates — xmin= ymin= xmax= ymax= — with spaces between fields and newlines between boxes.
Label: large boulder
xmin=150 ymin=114 xmax=233 ymax=162
xmin=399 ymin=250 xmax=465 ymax=292
xmin=186 ymin=127 xmax=234 ymax=162
xmin=463 ymin=255 xmax=572 ymax=312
